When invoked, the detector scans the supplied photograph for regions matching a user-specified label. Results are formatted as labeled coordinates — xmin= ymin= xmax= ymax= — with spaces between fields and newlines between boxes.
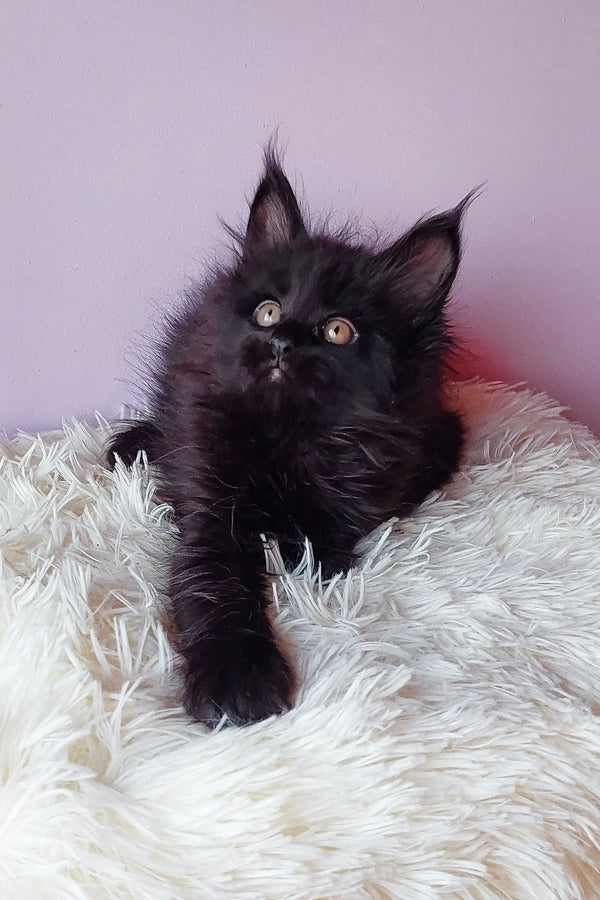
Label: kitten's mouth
xmin=260 ymin=360 xmax=290 ymax=383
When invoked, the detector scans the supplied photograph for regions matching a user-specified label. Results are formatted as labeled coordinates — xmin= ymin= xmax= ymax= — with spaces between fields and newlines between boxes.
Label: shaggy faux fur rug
xmin=2 ymin=382 xmax=600 ymax=899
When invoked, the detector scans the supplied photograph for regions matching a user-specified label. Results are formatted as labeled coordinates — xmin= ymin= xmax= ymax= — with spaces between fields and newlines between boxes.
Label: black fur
xmin=107 ymin=149 xmax=471 ymax=727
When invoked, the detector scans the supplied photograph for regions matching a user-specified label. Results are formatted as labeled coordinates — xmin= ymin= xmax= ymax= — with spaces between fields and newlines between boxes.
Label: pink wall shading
xmin=3 ymin=1 xmax=600 ymax=435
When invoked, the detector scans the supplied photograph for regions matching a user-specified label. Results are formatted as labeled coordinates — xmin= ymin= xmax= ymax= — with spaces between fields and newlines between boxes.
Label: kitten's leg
xmin=105 ymin=421 xmax=162 ymax=469
xmin=171 ymin=512 xmax=293 ymax=727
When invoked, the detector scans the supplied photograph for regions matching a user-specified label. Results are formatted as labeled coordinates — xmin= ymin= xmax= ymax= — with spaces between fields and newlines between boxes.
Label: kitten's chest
xmin=247 ymin=439 xmax=317 ymax=501
xmin=243 ymin=431 xmax=359 ymax=512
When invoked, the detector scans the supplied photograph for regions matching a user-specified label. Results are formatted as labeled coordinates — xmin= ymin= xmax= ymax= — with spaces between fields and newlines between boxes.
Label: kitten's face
xmin=197 ymin=153 xmax=467 ymax=424
xmin=209 ymin=239 xmax=395 ymax=418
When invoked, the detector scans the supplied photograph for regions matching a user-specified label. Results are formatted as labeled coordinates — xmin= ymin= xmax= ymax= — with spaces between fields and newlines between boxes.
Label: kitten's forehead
xmin=283 ymin=240 xmax=372 ymax=318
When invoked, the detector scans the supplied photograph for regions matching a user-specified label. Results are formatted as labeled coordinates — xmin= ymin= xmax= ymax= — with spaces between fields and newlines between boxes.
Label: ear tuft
xmin=245 ymin=147 xmax=306 ymax=253
xmin=378 ymin=189 xmax=479 ymax=315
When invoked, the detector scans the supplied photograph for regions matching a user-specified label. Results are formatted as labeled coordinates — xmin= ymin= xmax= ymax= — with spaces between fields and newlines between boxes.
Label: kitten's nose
xmin=270 ymin=337 xmax=291 ymax=362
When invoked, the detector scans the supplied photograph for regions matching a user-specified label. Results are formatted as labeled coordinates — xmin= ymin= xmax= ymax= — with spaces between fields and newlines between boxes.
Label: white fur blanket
xmin=2 ymin=381 xmax=600 ymax=899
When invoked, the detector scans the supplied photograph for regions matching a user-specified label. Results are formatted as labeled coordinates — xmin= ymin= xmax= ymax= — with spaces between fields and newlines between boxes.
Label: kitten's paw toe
xmin=105 ymin=422 xmax=160 ymax=469
xmin=184 ymin=635 xmax=294 ymax=728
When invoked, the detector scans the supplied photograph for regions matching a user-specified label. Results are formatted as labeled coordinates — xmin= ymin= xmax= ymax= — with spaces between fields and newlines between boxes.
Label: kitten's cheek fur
xmin=183 ymin=635 xmax=295 ymax=728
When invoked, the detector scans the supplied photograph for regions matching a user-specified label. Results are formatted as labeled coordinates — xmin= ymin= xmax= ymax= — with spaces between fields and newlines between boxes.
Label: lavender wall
xmin=3 ymin=1 xmax=600 ymax=435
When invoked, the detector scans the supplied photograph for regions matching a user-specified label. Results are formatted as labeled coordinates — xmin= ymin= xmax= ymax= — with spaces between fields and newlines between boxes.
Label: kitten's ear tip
xmin=245 ymin=146 xmax=305 ymax=252
xmin=451 ymin=184 xmax=484 ymax=224
xmin=262 ymin=136 xmax=286 ymax=178
xmin=377 ymin=185 xmax=483 ymax=312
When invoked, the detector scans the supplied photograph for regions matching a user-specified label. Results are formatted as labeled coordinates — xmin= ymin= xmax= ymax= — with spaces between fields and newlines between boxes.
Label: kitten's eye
xmin=323 ymin=317 xmax=357 ymax=345
xmin=253 ymin=300 xmax=281 ymax=327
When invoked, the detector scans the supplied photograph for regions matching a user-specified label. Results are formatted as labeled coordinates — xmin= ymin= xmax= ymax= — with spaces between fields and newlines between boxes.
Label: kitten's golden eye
xmin=323 ymin=317 xmax=357 ymax=345
xmin=253 ymin=299 xmax=281 ymax=327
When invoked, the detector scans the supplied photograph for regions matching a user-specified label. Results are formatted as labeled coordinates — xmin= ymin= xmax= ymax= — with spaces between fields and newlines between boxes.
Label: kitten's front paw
xmin=184 ymin=634 xmax=294 ymax=728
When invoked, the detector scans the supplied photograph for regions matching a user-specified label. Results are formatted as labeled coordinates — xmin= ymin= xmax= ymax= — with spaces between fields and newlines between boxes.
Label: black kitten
xmin=107 ymin=150 xmax=469 ymax=727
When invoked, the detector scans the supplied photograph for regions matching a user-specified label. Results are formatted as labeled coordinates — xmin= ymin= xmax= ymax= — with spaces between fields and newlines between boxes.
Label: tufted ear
xmin=377 ymin=191 xmax=477 ymax=319
xmin=245 ymin=151 xmax=306 ymax=253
